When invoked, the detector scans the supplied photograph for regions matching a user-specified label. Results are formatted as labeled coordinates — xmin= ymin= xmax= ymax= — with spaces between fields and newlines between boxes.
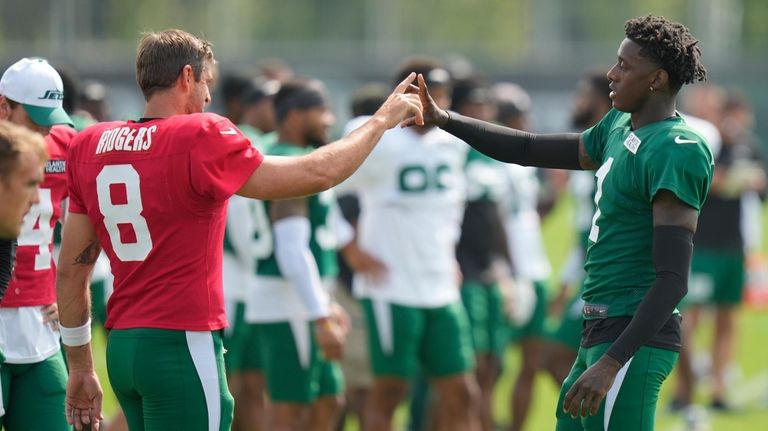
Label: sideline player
xmin=339 ymin=58 xmax=481 ymax=431
xmin=0 ymin=57 xmax=75 ymax=430
xmin=55 ymin=29 xmax=423 ymax=431
xmin=493 ymin=82 xmax=553 ymax=431
xmin=221 ymin=75 xmax=279 ymax=431
xmin=0 ymin=121 xmax=48 ymax=289
xmin=245 ymin=78 xmax=350 ymax=431
xmin=410 ymin=15 xmax=713 ymax=431
xmin=451 ymin=77 xmax=510 ymax=431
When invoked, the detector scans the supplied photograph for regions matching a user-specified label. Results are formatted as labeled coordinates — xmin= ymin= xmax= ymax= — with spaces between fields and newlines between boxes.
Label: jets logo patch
xmin=623 ymin=132 xmax=642 ymax=154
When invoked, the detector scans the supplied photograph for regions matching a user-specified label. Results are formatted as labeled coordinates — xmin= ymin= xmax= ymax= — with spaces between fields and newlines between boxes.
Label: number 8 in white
xmin=96 ymin=165 xmax=153 ymax=261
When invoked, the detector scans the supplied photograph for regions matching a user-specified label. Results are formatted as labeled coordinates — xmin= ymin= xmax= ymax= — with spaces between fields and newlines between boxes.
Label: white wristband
xmin=60 ymin=318 xmax=92 ymax=346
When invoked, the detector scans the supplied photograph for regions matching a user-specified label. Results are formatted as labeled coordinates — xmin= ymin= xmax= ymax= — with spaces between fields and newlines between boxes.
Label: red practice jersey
xmin=66 ymin=113 xmax=263 ymax=330
xmin=1 ymin=125 xmax=75 ymax=307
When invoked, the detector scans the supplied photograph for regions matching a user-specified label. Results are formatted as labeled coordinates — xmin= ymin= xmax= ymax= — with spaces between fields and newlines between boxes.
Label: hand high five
xmin=373 ymin=72 xmax=425 ymax=129
xmin=400 ymin=73 xmax=450 ymax=128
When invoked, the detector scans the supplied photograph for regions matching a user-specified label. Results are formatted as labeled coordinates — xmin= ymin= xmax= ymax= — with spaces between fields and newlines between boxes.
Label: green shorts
xmin=107 ymin=328 xmax=234 ymax=431
xmin=555 ymin=343 xmax=678 ymax=431
xmin=223 ymin=302 xmax=255 ymax=373
xmin=509 ymin=281 xmax=548 ymax=342
xmin=685 ymin=248 xmax=745 ymax=306
xmin=548 ymin=295 xmax=585 ymax=352
xmin=0 ymin=351 xmax=69 ymax=430
xmin=361 ymin=299 xmax=474 ymax=379
xmin=254 ymin=321 xmax=344 ymax=403
xmin=461 ymin=281 xmax=510 ymax=357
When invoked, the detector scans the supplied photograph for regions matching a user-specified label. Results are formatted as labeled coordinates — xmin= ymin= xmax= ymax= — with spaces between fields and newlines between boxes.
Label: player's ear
xmin=178 ymin=65 xmax=194 ymax=91
xmin=650 ymin=68 xmax=669 ymax=92
xmin=0 ymin=96 xmax=11 ymax=121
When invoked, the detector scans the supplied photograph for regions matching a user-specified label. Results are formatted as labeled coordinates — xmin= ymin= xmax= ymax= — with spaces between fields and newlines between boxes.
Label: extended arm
xmin=237 ymin=73 xmax=423 ymax=200
xmin=56 ymin=212 xmax=104 ymax=430
xmin=442 ymin=112 xmax=586 ymax=170
xmin=412 ymin=73 xmax=600 ymax=171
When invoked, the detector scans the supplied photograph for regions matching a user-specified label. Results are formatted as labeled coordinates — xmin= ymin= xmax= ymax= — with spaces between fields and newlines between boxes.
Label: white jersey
xmin=338 ymin=119 xmax=467 ymax=307
xmin=502 ymin=165 xmax=551 ymax=281
xmin=223 ymin=196 xmax=260 ymax=308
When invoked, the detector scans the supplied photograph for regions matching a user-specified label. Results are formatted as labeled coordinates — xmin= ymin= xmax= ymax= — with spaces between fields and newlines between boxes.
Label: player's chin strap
xmin=60 ymin=318 xmax=92 ymax=347
xmin=605 ymin=225 xmax=693 ymax=365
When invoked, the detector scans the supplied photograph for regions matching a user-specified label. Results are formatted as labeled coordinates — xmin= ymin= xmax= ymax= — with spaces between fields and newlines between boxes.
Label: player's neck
xmin=630 ymin=97 xmax=677 ymax=130
xmin=143 ymin=94 xmax=189 ymax=119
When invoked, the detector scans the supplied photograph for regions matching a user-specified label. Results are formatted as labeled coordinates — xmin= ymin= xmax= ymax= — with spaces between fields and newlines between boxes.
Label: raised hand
xmin=401 ymin=73 xmax=450 ymax=128
xmin=66 ymin=369 xmax=104 ymax=430
xmin=373 ymin=72 xmax=424 ymax=129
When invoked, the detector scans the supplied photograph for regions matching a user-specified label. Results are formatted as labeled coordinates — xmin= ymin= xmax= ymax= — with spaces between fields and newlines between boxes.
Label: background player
xmin=339 ymin=58 xmax=481 ymax=431
xmin=0 ymin=120 xmax=48 ymax=294
xmin=409 ymin=15 xmax=713 ymax=431
xmin=493 ymin=82 xmax=553 ymax=431
xmin=451 ymin=76 xmax=511 ymax=431
xmin=673 ymin=87 xmax=766 ymax=412
xmin=55 ymin=29 xmax=423 ymax=431
xmin=221 ymin=74 xmax=280 ymax=431
xmin=244 ymin=77 xmax=349 ymax=431
xmin=0 ymin=57 xmax=75 ymax=430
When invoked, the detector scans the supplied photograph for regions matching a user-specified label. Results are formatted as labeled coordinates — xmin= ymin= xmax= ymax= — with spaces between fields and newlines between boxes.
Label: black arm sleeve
xmin=604 ymin=226 xmax=693 ymax=365
xmin=0 ymin=239 xmax=17 ymax=301
xmin=442 ymin=112 xmax=583 ymax=170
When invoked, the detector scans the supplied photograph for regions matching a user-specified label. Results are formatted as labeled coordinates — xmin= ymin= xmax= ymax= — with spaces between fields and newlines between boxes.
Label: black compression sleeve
xmin=605 ymin=226 xmax=693 ymax=365
xmin=442 ymin=112 xmax=583 ymax=170
xmin=0 ymin=239 xmax=17 ymax=301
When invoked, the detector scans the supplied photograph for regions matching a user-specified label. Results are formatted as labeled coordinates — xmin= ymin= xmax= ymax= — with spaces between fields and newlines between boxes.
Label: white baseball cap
xmin=0 ymin=57 xmax=73 ymax=127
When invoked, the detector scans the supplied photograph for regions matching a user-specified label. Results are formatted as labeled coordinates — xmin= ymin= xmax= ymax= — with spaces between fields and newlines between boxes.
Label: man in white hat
xmin=0 ymin=57 xmax=76 ymax=430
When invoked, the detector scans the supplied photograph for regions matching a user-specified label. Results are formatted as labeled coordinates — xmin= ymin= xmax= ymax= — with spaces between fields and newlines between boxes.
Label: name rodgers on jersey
xmin=95 ymin=125 xmax=158 ymax=155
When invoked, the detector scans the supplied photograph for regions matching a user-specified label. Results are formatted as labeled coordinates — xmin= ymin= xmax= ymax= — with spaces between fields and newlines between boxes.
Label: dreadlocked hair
xmin=625 ymin=15 xmax=707 ymax=92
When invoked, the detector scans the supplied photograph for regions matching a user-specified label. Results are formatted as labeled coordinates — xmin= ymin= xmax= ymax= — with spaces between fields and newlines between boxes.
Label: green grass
xmin=93 ymin=194 xmax=768 ymax=430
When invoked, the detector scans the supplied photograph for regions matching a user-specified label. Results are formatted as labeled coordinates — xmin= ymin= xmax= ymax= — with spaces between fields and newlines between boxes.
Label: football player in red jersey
xmin=0 ymin=121 xmax=48 ymax=288
xmin=0 ymin=57 xmax=75 ymax=430
xmin=56 ymin=29 xmax=423 ymax=431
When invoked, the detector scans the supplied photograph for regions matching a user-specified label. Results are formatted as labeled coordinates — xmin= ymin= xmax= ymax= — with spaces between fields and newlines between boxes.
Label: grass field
xmin=92 ymin=194 xmax=768 ymax=430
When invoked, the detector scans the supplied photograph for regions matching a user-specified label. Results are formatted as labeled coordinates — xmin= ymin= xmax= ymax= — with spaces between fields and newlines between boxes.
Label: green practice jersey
xmin=255 ymin=142 xmax=339 ymax=279
xmin=581 ymin=109 xmax=713 ymax=318
xmin=238 ymin=124 xmax=277 ymax=152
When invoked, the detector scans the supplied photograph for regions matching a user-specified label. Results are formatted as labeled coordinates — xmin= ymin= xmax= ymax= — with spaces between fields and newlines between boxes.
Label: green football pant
xmin=556 ymin=343 xmax=677 ymax=431
xmin=107 ymin=328 xmax=234 ymax=431
xmin=0 ymin=351 xmax=69 ymax=430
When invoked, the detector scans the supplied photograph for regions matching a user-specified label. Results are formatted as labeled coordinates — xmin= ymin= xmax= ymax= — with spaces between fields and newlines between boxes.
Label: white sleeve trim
xmin=274 ymin=216 xmax=330 ymax=319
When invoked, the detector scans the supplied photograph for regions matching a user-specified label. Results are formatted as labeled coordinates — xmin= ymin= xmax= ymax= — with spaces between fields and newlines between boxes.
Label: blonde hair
xmin=135 ymin=29 xmax=214 ymax=100
xmin=0 ymin=120 xmax=47 ymax=183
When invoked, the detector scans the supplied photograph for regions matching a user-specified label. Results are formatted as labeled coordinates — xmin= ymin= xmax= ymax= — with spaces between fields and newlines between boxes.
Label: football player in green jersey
xmin=243 ymin=78 xmax=348 ymax=431
xmin=410 ymin=15 xmax=712 ymax=431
